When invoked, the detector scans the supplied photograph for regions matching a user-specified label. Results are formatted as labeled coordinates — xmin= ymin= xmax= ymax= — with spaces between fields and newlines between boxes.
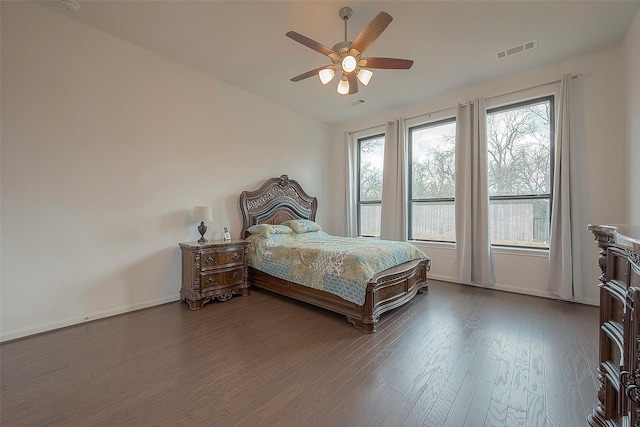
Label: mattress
xmin=246 ymin=230 xmax=427 ymax=305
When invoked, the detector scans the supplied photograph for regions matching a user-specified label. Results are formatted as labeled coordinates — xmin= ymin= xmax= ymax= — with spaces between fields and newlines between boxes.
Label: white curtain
xmin=455 ymin=98 xmax=495 ymax=286
xmin=345 ymin=131 xmax=358 ymax=237
xmin=380 ymin=120 xmax=408 ymax=241
xmin=548 ymin=74 xmax=582 ymax=300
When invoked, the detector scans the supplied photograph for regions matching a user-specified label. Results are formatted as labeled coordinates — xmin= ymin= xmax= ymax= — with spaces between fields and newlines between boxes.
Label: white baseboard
xmin=1 ymin=295 xmax=180 ymax=342
xmin=427 ymin=274 xmax=599 ymax=306
xmin=2 ymin=274 xmax=600 ymax=342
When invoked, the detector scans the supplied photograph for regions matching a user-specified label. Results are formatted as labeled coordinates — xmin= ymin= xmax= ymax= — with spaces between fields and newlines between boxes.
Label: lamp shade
xmin=341 ymin=55 xmax=357 ymax=73
xmin=337 ymin=78 xmax=349 ymax=95
xmin=192 ymin=206 xmax=213 ymax=222
xmin=318 ymin=68 xmax=335 ymax=85
xmin=357 ymin=69 xmax=373 ymax=85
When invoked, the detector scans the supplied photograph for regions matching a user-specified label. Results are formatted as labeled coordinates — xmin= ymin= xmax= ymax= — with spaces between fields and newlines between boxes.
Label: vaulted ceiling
xmin=40 ymin=1 xmax=640 ymax=124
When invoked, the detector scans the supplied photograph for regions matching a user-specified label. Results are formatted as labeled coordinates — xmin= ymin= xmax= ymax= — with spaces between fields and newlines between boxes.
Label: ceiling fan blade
xmin=349 ymin=12 xmax=393 ymax=55
xmin=360 ymin=57 xmax=414 ymax=69
xmin=347 ymin=73 xmax=358 ymax=94
xmin=286 ymin=31 xmax=335 ymax=56
xmin=290 ymin=66 xmax=330 ymax=82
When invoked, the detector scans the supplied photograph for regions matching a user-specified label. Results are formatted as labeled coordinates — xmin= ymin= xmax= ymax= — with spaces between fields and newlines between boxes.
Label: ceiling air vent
xmin=496 ymin=39 xmax=537 ymax=60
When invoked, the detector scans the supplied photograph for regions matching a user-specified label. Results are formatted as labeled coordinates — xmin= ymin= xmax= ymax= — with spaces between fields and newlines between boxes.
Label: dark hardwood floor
xmin=1 ymin=280 xmax=599 ymax=426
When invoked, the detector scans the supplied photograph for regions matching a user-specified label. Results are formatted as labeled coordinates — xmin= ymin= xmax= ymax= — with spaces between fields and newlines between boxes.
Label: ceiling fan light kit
xmin=286 ymin=7 xmax=414 ymax=95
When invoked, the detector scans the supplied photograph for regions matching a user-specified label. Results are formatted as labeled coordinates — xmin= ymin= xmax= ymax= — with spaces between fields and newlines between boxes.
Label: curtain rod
xmin=403 ymin=73 xmax=590 ymax=123
xmin=347 ymin=123 xmax=386 ymax=135
xmin=487 ymin=73 xmax=589 ymax=101
xmin=349 ymin=73 xmax=590 ymax=133
xmin=403 ymin=105 xmax=458 ymax=122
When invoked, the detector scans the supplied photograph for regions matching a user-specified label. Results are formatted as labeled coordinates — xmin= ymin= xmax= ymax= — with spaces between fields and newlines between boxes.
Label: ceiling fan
xmin=286 ymin=7 xmax=414 ymax=95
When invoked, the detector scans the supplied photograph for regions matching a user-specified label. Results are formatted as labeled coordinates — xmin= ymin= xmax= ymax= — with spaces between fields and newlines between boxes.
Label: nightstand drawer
xmin=201 ymin=267 xmax=245 ymax=291
xmin=201 ymin=248 xmax=244 ymax=270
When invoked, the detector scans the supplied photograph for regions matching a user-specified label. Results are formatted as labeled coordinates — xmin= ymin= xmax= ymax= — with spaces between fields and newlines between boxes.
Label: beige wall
xmin=624 ymin=8 xmax=640 ymax=223
xmin=329 ymin=47 xmax=629 ymax=305
xmin=0 ymin=2 xmax=330 ymax=340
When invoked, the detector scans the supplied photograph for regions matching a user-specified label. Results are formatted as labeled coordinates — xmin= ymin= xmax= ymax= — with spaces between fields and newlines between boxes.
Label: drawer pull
xmin=206 ymin=277 xmax=214 ymax=284
xmin=206 ymin=256 xmax=214 ymax=264
xmin=232 ymin=253 xmax=239 ymax=261
xmin=233 ymin=272 xmax=238 ymax=279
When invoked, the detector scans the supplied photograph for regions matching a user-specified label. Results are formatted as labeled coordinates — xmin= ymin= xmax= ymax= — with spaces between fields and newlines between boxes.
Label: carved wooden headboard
xmin=239 ymin=175 xmax=318 ymax=238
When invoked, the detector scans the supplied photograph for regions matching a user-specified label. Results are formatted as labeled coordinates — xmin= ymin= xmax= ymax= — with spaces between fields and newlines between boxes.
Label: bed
xmin=239 ymin=175 xmax=430 ymax=333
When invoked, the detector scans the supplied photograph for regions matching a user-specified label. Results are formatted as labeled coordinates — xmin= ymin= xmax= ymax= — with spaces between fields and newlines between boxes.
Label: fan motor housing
xmin=332 ymin=41 xmax=352 ymax=55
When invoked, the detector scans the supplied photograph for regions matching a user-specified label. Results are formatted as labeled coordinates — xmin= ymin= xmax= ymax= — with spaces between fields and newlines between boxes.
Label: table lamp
xmin=192 ymin=206 xmax=213 ymax=243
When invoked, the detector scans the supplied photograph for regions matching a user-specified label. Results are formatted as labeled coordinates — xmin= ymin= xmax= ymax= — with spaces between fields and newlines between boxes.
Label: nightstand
xmin=179 ymin=239 xmax=249 ymax=310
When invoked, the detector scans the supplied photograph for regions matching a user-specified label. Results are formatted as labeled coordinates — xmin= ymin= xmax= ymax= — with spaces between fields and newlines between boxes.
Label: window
xmin=408 ymin=118 xmax=457 ymax=242
xmin=357 ymin=134 xmax=385 ymax=237
xmin=487 ymin=96 xmax=554 ymax=248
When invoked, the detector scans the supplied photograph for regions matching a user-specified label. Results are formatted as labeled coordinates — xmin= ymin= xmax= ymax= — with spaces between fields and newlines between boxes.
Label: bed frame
xmin=239 ymin=175 xmax=430 ymax=333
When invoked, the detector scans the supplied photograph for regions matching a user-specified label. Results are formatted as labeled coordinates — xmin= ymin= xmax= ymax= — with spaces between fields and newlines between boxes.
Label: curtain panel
xmin=455 ymin=98 xmax=495 ymax=286
xmin=548 ymin=74 xmax=582 ymax=300
xmin=345 ymin=132 xmax=358 ymax=237
xmin=380 ymin=120 xmax=408 ymax=241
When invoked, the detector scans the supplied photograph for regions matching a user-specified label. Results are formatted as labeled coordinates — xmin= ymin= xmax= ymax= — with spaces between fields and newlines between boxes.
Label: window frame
xmin=486 ymin=95 xmax=555 ymax=249
xmin=356 ymin=132 xmax=385 ymax=238
xmin=407 ymin=116 xmax=457 ymax=243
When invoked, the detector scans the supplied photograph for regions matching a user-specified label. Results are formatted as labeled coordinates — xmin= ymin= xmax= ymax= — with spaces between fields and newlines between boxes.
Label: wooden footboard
xmin=249 ymin=257 xmax=430 ymax=333
xmin=362 ymin=257 xmax=430 ymax=332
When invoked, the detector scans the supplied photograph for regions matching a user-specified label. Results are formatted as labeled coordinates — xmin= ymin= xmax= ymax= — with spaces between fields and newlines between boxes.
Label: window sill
xmin=409 ymin=240 xmax=456 ymax=250
xmin=491 ymin=245 xmax=549 ymax=258
xmin=408 ymin=240 xmax=549 ymax=258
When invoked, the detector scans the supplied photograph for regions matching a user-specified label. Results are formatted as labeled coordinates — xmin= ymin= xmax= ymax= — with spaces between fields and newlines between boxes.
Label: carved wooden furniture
xmin=588 ymin=224 xmax=640 ymax=426
xmin=239 ymin=174 xmax=430 ymax=333
xmin=179 ymin=240 xmax=249 ymax=310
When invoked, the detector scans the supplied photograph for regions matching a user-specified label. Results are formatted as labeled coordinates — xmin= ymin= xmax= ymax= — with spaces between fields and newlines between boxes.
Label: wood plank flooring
xmin=0 ymin=280 xmax=599 ymax=426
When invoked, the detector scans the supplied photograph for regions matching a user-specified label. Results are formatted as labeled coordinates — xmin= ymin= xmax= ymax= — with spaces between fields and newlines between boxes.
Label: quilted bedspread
xmin=246 ymin=231 xmax=427 ymax=306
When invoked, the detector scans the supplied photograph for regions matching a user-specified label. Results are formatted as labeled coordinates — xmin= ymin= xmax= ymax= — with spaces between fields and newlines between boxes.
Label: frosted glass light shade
xmin=337 ymin=78 xmax=349 ymax=95
xmin=318 ymin=68 xmax=335 ymax=85
xmin=357 ymin=69 xmax=373 ymax=85
xmin=341 ymin=55 xmax=357 ymax=73
xmin=192 ymin=206 xmax=213 ymax=222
